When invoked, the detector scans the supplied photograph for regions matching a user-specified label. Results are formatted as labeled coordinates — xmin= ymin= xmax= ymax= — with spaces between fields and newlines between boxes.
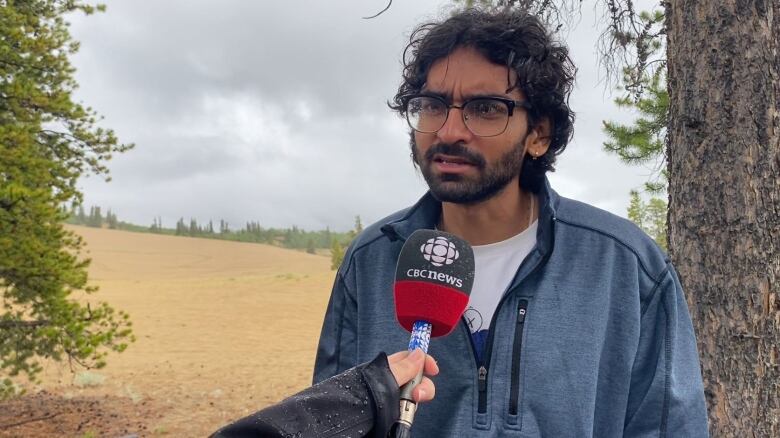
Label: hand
xmin=387 ymin=349 xmax=439 ymax=403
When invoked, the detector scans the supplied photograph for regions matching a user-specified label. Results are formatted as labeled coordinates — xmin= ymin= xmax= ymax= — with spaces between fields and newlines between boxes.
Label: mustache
xmin=423 ymin=143 xmax=486 ymax=168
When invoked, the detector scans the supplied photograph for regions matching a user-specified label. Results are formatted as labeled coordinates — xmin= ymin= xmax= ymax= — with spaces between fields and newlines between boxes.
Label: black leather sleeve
xmin=361 ymin=352 xmax=401 ymax=438
xmin=211 ymin=352 xmax=400 ymax=438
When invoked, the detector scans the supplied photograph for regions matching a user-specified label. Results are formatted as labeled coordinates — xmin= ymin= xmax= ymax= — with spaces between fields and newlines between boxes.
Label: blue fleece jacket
xmin=313 ymin=180 xmax=709 ymax=437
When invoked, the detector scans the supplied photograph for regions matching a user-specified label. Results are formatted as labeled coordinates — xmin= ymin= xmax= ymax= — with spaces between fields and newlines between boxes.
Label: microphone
xmin=391 ymin=229 xmax=475 ymax=437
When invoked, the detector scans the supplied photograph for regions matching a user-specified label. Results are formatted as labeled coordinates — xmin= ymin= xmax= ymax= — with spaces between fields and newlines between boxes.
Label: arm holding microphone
xmin=211 ymin=350 xmax=438 ymax=438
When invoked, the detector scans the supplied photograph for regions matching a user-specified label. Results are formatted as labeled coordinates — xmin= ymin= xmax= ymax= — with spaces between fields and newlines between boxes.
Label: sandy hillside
xmin=1 ymin=225 xmax=336 ymax=437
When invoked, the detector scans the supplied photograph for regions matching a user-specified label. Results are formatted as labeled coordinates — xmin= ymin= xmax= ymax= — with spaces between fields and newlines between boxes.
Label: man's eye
xmin=420 ymin=101 xmax=444 ymax=114
xmin=470 ymin=100 xmax=506 ymax=117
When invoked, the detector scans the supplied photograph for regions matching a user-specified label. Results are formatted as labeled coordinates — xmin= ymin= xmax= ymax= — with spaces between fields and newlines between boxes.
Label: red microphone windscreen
xmin=393 ymin=230 xmax=475 ymax=337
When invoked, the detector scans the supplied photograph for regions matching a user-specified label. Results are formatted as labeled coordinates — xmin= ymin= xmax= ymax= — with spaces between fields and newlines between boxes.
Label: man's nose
xmin=436 ymin=108 xmax=473 ymax=144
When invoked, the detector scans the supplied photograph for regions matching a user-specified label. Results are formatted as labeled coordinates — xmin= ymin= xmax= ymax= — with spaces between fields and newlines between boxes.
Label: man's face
xmin=411 ymin=46 xmax=537 ymax=204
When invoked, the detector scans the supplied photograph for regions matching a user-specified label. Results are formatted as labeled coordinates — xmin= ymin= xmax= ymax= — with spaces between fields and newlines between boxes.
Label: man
xmin=314 ymin=7 xmax=708 ymax=437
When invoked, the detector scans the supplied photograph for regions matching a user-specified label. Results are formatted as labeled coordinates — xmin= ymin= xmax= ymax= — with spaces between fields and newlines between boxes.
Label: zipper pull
xmin=478 ymin=366 xmax=488 ymax=392
xmin=517 ymin=300 xmax=528 ymax=323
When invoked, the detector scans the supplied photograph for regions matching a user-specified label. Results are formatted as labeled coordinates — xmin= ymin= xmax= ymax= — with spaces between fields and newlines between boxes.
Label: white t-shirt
xmin=465 ymin=220 xmax=537 ymax=363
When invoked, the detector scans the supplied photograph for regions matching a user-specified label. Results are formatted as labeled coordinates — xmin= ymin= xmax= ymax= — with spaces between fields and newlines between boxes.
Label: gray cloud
xmin=69 ymin=1 xmax=654 ymax=231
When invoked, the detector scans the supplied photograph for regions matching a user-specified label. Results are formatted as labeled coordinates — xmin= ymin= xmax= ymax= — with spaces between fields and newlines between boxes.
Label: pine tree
xmin=626 ymin=191 xmax=645 ymax=231
xmin=354 ymin=216 xmax=363 ymax=235
xmin=644 ymin=197 xmax=666 ymax=250
xmin=68 ymin=203 xmax=78 ymax=221
xmin=330 ymin=239 xmax=345 ymax=271
xmin=626 ymin=191 xmax=667 ymax=251
xmin=106 ymin=209 xmax=118 ymax=229
xmin=602 ymin=68 xmax=668 ymax=194
xmin=77 ymin=205 xmax=86 ymax=224
xmin=175 ymin=218 xmax=186 ymax=236
xmin=323 ymin=226 xmax=332 ymax=248
xmin=1 ymin=0 xmax=133 ymax=399
xmin=88 ymin=205 xmax=103 ymax=228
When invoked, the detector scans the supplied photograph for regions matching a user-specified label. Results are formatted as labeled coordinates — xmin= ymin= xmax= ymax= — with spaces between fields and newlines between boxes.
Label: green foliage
xmin=330 ymin=240 xmax=344 ymax=271
xmin=73 ymin=370 xmax=105 ymax=387
xmin=604 ymin=8 xmax=666 ymax=100
xmin=603 ymin=71 xmax=667 ymax=164
xmin=602 ymin=68 xmax=668 ymax=194
xmin=87 ymin=205 xmax=103 ymax=227
xmin=105 ymin=209 xmax=118 ymax=229
xmin=0 ymin=0 xmax=134 ymax=399
xmin=600 ymin=6 xmax=667 ymax=196
xmin=350 ymin=215 xmax=363 ymax=238
xmin=331 ymin=215 xmax=364 ymax=270
xmin=175 ymin=217 xmax=187 ymax=236
xmin=68 ymin=206 xmax=354 ymax=253
xmin=149 ymin=216 xmax=163 ymax=233
xmin=627 ymin=190 xmax=667 ymax=251
xmin=231 ymin=222 xmax=351 ymax=250
xmin=600 ymin=8 xmax=669 ymax=240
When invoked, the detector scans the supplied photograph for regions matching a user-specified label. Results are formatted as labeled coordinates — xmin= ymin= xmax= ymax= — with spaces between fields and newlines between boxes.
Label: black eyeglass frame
xmin=401 ymin=94 xmax=533 ymax=137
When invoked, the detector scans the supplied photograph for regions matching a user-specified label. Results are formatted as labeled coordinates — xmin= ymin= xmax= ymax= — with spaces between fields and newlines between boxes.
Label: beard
xmin=411 ymin=135 xmax=528 ymax=205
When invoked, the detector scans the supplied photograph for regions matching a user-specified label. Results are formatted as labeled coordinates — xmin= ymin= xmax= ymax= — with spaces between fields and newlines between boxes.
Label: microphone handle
xmin=393 ymin=321 xmax=432 ymax=437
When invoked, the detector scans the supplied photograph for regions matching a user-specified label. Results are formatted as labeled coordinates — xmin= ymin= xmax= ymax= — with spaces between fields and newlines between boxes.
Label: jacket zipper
xmin=509 ymin=299 xmax=528 ymax=415
xmin=471 ymin=245 xmax=553 ymax=415
xmin=471 ymin=272 xmax=535 ymax=414
xmin=462 ymin=318 xmax=490 ymax=413
xmin=478 ymin=365 xmax=488 ymax=409
xmin=466 ymin=309 xmax=501 ymax=414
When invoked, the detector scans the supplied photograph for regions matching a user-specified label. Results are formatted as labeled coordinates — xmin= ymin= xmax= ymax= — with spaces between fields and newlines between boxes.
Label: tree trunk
xmin=666 ymin=1 xmax=780 ymax=436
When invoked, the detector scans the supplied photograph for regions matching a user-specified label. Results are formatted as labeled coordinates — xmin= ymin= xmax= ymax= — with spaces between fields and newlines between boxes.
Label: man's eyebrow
xmin=418 ymin=89 xmax=516 ymax=101
xmin=418 ymin=89 xmax=449 ymax=100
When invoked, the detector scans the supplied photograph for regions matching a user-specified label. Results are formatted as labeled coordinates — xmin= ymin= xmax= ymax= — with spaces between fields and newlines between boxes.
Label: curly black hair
xmin=390 ymin=8 xmax=576 ymax=193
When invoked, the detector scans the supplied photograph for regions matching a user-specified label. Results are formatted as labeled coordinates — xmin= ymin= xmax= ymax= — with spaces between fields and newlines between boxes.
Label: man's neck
xmin=438 ymin=179 xmax=536 ymax=246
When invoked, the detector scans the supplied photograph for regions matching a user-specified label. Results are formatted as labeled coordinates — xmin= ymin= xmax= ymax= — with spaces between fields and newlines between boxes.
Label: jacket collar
xmin=380 ymin=178 xmax=558 ymax=256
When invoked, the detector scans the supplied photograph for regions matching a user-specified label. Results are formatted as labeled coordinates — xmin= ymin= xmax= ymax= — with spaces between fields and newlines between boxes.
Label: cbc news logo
xmin=420 ymin=236 xmax=460 ymax=267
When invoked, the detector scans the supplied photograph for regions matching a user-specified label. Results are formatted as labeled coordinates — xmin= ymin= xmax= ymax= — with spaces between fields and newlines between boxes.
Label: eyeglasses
xmin=402 ymin=94 xmax=532 ymax=137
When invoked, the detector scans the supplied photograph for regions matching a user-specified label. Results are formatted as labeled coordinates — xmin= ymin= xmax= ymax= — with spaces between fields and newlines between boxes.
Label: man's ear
xmin=524 ymin=118 xmax=552 ymax=158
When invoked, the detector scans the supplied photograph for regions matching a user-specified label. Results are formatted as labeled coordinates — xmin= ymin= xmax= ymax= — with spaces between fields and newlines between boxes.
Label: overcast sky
xmin=67 ymin=0 xmax=659 ymax=232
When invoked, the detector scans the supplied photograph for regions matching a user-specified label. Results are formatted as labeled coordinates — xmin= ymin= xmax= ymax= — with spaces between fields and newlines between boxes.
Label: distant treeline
xmin=65 ymin=205 xmax=359 ymax=254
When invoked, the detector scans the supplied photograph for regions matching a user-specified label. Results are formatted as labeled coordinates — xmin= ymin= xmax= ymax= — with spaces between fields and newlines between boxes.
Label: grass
xmin=122 ymin=384 xmax=143 ymax=403
xmin=73 ymin=371 xmax=106 ymax=388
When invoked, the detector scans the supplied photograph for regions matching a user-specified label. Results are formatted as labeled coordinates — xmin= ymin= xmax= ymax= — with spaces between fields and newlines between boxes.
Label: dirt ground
xmin=0 ymin=226 xmax=334 ymax=437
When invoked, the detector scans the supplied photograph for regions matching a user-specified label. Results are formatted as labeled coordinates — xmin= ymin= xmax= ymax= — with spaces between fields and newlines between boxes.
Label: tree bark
xmin=666 ymin=1 xmax=780 ymax=436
